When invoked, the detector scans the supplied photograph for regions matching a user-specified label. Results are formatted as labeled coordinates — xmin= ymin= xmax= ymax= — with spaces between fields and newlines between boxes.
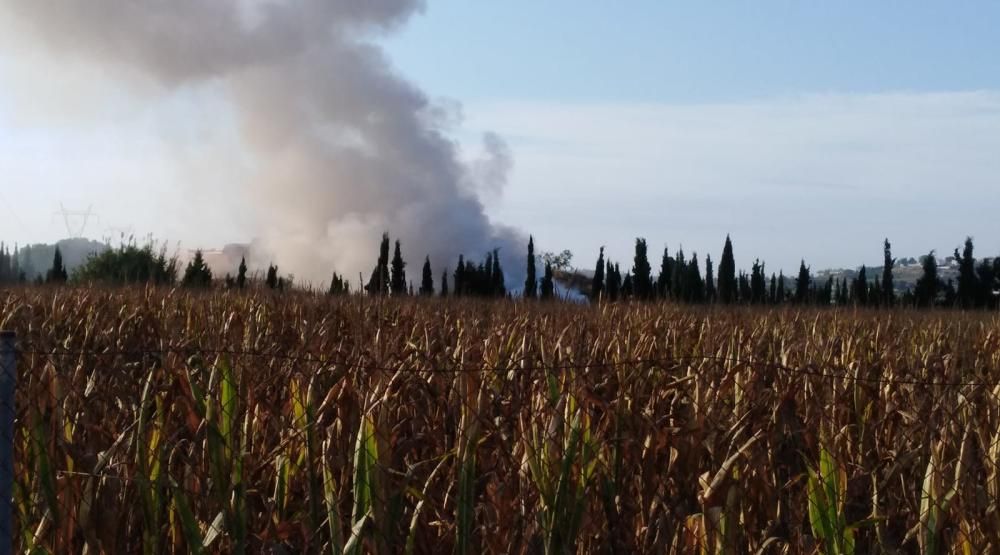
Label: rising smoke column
xmin=1 ymin=0 xmax=523 ymax=285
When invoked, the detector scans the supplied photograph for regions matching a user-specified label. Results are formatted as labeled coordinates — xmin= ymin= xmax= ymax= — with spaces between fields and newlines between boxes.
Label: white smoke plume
xmin=1 ymin=0 xmax=524 ymax=286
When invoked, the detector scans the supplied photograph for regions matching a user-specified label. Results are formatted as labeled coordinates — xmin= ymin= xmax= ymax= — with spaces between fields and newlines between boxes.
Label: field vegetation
xmin=2 ymin=287 xmax=1000 ymax=553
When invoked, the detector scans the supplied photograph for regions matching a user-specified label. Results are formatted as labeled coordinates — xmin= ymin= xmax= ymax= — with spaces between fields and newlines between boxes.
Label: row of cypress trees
xmin=4 ymin=232 xmax=998 ymax=309
xmin=343 ymin=231 xmax=999 ymax=308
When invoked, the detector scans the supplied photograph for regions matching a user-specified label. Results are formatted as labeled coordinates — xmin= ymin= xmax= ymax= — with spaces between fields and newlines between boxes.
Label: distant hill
xmin=16 ymin=238 xmax=109 ymax=280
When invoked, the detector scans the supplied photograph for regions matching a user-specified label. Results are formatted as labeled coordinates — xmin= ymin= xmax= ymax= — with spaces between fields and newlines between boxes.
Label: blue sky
xmin=384 ymin=2 xmax=1000 ymax=103
xmin=0 ymin=1 xmax=998 ymax=276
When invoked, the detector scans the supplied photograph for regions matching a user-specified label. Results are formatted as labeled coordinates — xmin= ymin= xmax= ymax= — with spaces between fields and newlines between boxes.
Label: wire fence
xmin=3 ymin=335 xmax=999 ymax=553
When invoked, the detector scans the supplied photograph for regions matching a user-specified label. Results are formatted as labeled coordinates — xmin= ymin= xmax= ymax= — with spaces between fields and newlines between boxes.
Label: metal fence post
xmin=0 ymin=331 xmax=14 ymax=555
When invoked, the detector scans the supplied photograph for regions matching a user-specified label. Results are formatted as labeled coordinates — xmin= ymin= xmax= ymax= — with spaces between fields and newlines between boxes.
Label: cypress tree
xmin=390 ymin=240 xmax=407 ymax=295
xmin=750 ymin=259 xmax=766 ymax=304
xmin=182 ymin=250 xmax=213 ymax=288
xmin=632 ymin=238 xmax=653 ymax=299
xmin=870 ymin=275 xmax=882 ymax=307
xmin=621 ymin=272 xmax=633 ymax=298
xmin=672 ymin=248 xmax=686 ymax=302
xmin=776 ymin=271 xmax=786 ymax=304
xmin=420 ymin=256 xmax=434 ymax=296
xmin=492 ymin=249 xmax=506 ymax=297
xmin=0 ymin=244 xmax=8 ymax=283
xmin=705 ymin=255 xmax=716 ymax=303
xmin=944 ymin=279 xmax=957 ymax=306
xmin=11 ymin=245 xmax=20 ymax=284
xmin=657 ymin=246 xmax=672 ymax=299
xmin=454 ymin=255 xmax=465 ymax=296
xmin=914 ymin=251 xmax=940 ymax=307
xmin=440 ymin=271 xmax=449 ymax=297
xmin=540 ymin=261 xmax=555 ymax=300
xmin=237 ymin=256 xmax=248 ymax=289
xmin=47 ymin=246 xmax=68 ymax=284
xmin=852 ymin=266 xmax=869 ymax=306
xmin=795 ymin=261 xmax=811 ymax=304
xmin=954 ymin=237 xmax=978 ymax=308
xmin=366 ymin=233 xmax=391 ymax=295
xmin=591 ymin=247 xmax=606 ymax=301
xmin=266 ymin=264 xmax=279 ymax=289
xmin=329 ymin=272 xmax=348 ymax=295
xmin=882 ymin=239 xmax=895 ymax=306
xmin=769 ymin=273 xmax=777 ymax=304
xmin=976 ymin=259 xmax=996 ymax=308
xmin=606 ymin=261 xmax=619 ymax=301
xmin=738 ymin=272 xmax=751 ymax=303
xmin=524 ymin=236 xmax=538 ymax=298
xmin=718 ymin=235 xmax=737 ymax=304
xmin=686 ymin=253 xmax=705 ymax=303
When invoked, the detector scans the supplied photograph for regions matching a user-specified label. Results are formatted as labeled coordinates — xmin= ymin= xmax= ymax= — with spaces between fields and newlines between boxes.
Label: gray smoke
xmin=2 ymin=0 xmax=523 ymax=285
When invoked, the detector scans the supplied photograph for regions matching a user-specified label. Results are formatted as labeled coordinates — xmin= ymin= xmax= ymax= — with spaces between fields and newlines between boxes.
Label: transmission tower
xmin=53 ymin=203 xmax=98 ymax=239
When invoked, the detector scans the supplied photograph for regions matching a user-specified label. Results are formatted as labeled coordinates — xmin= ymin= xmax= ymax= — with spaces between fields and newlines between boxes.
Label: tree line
xmin=1 ymin=234 xmax=998 ymax=310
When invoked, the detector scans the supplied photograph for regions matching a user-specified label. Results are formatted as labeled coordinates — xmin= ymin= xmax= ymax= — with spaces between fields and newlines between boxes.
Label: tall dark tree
xmin=621 ymin=272 xmax=634 ymax=299
xmin=606 ymin=261 xmax=620 ymax=301
xmin=440 ymin=271 xmax=449 ymax=297
xmin=0 ymin=244 xmax=9 ymax=283
xmin=11 ymin=245 xmax=21 ymax=283
xmin=750 ymin=259 xmax=766 ymax=304
xmin=881 ymin=239 xmax=895 ymax=306
xmin=718 ymin=235 xmax=737 ymax=304
xmin=329 ymin=272 xmax=348 ymax=295
xmin=454 ymin=255 xmax=466 ymax=296
xmin=266 ymin=264 xmax=279 ymax=290
xmin=954 ymin=237 xmax=978 ymax=308
xmin=632 ymin=238 xmax=653 ymax=299
xmin=591 ymin=247 xmax=606 ymax=301
xmin=870 ymin=275 xmax=882 ymax=307
xmin=420 ymin=256 xmax=434 ymax=296
xmin=524 ymin=236 xmax=538 ymax=299
xmin=738 ymin=272 xmax=751 ymax=303
xmin=182 ymin=250 xmax=213 ymax=288
xmin=704 ymin=254 xmax=716 ymax=303
xmin=776 ymin=271 xmax=786 ymax=304
xmin=540 ymin=261 xmax=555 ymax=300
xmin=795 ymin=261 xmax=811 ymax=304
xmin=944 ymin=279 xmax=957 ymax=306
xmin=366 ymin=233 xmax=391 ymax=295
xmin=769 ymin=273 xmax=778 ymax=304
xmin=237 ymin=256 xmax=248 ymax=289
xmin=46 ymin=246 xmax=68 ymax=284
xmin=976 ymin=259 xmax=996 ymax=307
xmin=491 ymin=249 xmax=506 ymax=296
xmin=657 ymin=246 xmax=673 ymax=299
xmin=685 ymin=253 xmax=705 ymax=303
xmin=914 ymin=251 xmax=940 ymax=307
xmin=820 ymin=276 xmax=834 ymax=306
xmin=390 ymin=240 xmax=407 ymax=296
xmin=672 ymin=248 xmax=687 ymax=302
xmin=852 ymin=266 xmax=869 ymax=306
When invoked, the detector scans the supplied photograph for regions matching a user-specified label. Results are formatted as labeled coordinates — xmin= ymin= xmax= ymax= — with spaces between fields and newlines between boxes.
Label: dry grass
xmin=2 ymin=287 xmax=1000 ymax=554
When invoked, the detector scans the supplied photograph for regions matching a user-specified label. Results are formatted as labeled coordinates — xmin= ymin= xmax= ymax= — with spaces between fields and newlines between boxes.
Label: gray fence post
xmin=0 ymin=331 xmax=14 ymax=555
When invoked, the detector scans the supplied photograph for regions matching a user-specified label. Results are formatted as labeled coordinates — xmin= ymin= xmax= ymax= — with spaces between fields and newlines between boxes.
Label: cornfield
xmin=2 ymin=287 xmax=1000 ymax=554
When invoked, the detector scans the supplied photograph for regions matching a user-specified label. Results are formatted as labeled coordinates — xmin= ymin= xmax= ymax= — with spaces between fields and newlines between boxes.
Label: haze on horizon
xmin=0 ymin=1 xmax=997 ymax=282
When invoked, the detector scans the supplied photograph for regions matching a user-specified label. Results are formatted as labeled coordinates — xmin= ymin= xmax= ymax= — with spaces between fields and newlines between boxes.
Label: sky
xmin=1 ymin=1 xmax=998 ymax=276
